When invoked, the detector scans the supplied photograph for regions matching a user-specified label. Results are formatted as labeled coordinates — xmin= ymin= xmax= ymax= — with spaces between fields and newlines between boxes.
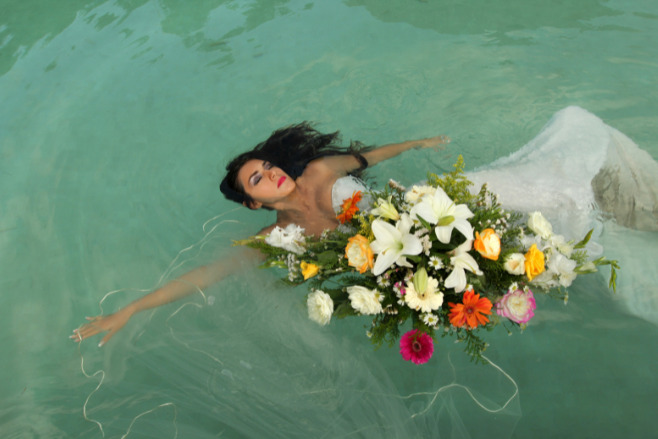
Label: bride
xmin=72 ymin=106 xmax=658 ymax=345
xmin=71 ymin=106 xmax=658 ymax=439
xmin=72 ymin=124 xmax=450 ymax=345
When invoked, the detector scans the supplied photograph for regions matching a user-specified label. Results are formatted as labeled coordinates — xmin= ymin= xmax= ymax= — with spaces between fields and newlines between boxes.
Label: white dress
xmin=467 ymin=107 xmax=658 ymax=324
xmin=331 ymin=175 xmax=371 ymax=213
xmin=467 ymin=106 xmax=657 ymax=236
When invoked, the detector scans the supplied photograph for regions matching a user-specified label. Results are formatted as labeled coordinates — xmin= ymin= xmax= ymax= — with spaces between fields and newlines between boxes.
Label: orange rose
xmin=345 ymin=234 xmax=374 ymax=274
xmin=524 ymin=244 xmax=545 ymax=281
xmin=474 ymin=228 xmax=501 ymax=261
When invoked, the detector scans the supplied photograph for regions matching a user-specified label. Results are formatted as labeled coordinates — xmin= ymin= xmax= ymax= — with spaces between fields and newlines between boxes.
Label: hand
xmin=414 ymin=135 xmax=451 ymax=150
xmin=71 ymin=308 xmax=133 ymax=347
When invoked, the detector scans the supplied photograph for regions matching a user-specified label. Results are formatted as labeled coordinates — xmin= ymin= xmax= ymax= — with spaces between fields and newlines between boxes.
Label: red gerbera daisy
xmin=448 ymin=289 xmax=493 ymax=329
xmin=399 ymin=329 xmax=434 ymax=365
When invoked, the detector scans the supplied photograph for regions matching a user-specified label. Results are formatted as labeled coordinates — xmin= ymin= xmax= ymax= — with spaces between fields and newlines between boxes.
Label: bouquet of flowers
xmin=238 ymin=157 xmax=619 ymax=364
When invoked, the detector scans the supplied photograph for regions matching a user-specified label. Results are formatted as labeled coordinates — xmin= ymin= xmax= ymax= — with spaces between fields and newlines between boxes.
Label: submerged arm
xmin=72 ymin=246 xmax=261 ymax=346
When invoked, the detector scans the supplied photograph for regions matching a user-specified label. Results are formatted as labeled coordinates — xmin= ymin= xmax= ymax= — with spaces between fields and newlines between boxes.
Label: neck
xmin=268 ymin=185 xmax=307 ymax=213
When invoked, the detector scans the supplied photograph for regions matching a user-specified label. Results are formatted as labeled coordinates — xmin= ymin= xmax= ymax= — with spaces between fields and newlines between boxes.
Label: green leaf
xmin=574 ymin=229 xmax=594 ymax=249
xmin=333 ymin=301 xmax=357 ymax=319
xmin=415 ymin=214 xmax=433 ymax=231
xmin=317 ymin=250 xmax=338 ymax=266
xmin=260 ymin=260 xmax=286 ymax=269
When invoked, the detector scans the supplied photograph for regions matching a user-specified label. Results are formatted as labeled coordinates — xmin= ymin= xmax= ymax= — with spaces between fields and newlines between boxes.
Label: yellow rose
xmin=524 ymin=244 xmax=545 ymax=281
xmin=474 ymin=228 xmax=501 ymax=261
xmin=345 ymin=234 xmax=374 ymax=274
xmin=300 ymin=261 xmax=320 ymax=280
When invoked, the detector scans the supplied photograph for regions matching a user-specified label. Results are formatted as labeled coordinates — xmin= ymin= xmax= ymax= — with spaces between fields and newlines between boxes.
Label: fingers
xmin=438 ymin=135 xmax=451 ymax=144
xmin=430 ymin=135 xmax=451 ymax=149
xmin=99 ymin=332 xmax=114 ymax=348
xmin=70 ymin=316 xmax=105 ymax=343
xmin=418 ymin=135 xmax=451 ymax=151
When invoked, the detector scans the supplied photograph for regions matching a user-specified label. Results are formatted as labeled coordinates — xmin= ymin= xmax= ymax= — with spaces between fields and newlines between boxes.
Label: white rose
xmin=504 ymin=253 xmax=526 ymax=275
xmin=347 ymin=286 xmax=383 ymax=315
xmin=527 ymin=212 xmax=553 ymax=239
xmin=307 ymin=290 xmax=334 ymax=326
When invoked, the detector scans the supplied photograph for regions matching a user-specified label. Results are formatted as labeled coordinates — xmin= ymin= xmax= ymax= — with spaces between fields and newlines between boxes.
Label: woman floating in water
xmin=72 ymin=124 xmax=450 ymax=346
xmin=73 ymin=107 xmax=658 ymax=345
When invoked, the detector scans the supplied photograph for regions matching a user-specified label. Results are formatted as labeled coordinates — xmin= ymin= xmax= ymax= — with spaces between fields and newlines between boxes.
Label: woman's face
xmin=237 ymin=159 xmax=295 ymax=208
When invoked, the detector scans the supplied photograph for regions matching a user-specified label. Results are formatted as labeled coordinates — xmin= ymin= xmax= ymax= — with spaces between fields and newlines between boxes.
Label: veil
xmin=76 ymin=107 xmax=657 ymax=438
xmin=468 ymin=106 xmax=658 ymax=323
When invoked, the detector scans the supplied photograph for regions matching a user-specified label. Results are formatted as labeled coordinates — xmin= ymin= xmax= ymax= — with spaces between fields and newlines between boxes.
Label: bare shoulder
xmin=305 ymin=154 xmax=358 ymax=177
xmin=304 ymin=157 xmax=334 ymax=174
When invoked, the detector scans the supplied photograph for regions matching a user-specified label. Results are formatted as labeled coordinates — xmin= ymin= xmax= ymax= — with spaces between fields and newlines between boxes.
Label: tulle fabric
xmin=78 ymin=270 xmax=521 ymax=438
xmin=468 ymin=106 xmax=656 ymax=234
xmin=467 ymin=106 xmax=658 ymax=324
xmin=77 ymin=107 xmax=657 ymax=438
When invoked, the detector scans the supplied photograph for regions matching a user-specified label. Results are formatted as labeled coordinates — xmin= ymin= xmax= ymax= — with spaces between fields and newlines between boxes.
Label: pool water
xmin=1 ymin=1 xmax=656 ymax=438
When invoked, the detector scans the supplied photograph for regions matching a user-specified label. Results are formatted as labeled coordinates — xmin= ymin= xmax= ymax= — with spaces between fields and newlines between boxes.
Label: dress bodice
xmin=331 ymin=175 xmax=371 ymax=213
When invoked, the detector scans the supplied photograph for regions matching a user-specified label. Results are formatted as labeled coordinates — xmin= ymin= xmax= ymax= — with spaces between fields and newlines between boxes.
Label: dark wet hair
xmin=220 ymin=122 xmax=369 ymax=208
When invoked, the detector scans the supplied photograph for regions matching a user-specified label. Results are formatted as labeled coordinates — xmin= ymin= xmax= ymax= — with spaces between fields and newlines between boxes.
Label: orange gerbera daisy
xmin=336 ymin=191 xmax=362 ymax=224
xmin=448 ymin=289 xmax=493 ymax=329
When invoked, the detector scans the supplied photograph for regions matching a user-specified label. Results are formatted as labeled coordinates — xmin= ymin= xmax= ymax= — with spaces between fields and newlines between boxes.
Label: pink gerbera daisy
xmin=399 ymin=329 xmax=434 ymax=365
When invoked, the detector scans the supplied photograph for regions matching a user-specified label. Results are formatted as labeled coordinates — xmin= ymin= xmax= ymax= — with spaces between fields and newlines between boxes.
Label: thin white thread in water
xmin=78 ymin=343 xmax=106 ymax=437
xmin=299 ymin=353 xmax=519 ymax=422
xmin=77 ymin=209 xmax=241 ymax=437
xmin=157 ymin=210 xmax=242 ymax=286
xmin=119 ymin=403 xmax=178 ymax=439
xmin=404 ymin=353 xmax=519 ymax=418
xmin=165 ymin=281 xmax=224 ymax=367
xmin=77 ymin=333 xmax=179 ymax=438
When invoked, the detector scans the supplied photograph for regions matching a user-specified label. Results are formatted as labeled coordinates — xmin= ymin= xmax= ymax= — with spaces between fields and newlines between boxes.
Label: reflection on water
xmin=345 ymin=0 xmax=623 ymax=36
xmin=0 ymin=0 xmax=296 ymax=75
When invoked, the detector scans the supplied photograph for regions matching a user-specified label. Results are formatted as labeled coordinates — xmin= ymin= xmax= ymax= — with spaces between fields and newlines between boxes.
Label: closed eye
xmin=250 ymin=162 xmax=272 ymax=186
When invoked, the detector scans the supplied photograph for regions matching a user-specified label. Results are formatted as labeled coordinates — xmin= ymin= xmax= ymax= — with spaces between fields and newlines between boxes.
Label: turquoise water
xmin=1 ymin=1 xmax=657 ymax=438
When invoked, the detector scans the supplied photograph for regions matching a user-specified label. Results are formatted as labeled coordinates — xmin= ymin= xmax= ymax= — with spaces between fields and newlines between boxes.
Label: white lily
xmin=444 ymin=240 xmax=483 ymax=292
xmin=370 ymin=197 xmax=400 ymax=221
xmin=370 ymin=214 xmax=423 ymax=276
xmin=410 ymin=187 xmax=474 ymax=244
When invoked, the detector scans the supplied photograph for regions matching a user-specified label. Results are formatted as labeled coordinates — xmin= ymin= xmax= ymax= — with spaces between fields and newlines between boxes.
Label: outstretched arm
xmin=362 ymin=135 xmax=450 ymax=167
xmin=321 ymin=135 xmax=450 ymax=174
xmin=72 ymin=246 xmax=260 ymax=346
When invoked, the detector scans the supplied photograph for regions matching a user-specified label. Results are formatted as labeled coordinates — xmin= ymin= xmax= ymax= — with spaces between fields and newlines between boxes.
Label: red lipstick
xmin=277 ymin=176 xmax=286 ymax=188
